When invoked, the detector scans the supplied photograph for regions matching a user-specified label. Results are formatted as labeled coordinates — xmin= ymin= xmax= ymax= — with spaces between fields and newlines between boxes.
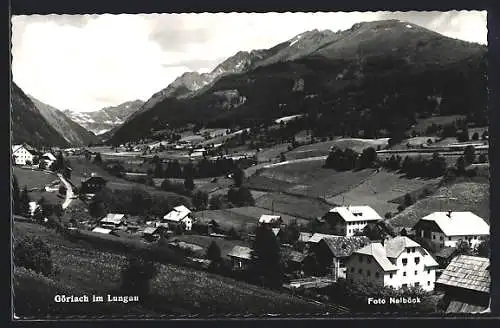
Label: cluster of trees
xmin=50 ymin=152 xmax=72 ymax=179
xmin=324 ymin=147 xmax=378 ymax=171
xmin=14 ymin=236 xmax=53 ymax=277
xmin=425 ymin=120 xmax=488 ymax=142
xmin=381 ymin=153 xmax=447 ymax=178
xmin=120 ymin=250 xmax=159 ymax=300
xmin=150 ymin=157 xmax=242 ymax=180
xmin=89 ymin=187 xmax=191 ymax=219
xmin=12 ymin=175 xmax=30 ymax=217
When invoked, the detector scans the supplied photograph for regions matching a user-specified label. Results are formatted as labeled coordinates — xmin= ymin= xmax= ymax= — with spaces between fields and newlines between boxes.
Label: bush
xmin=14 ymin=236 xmax=52 ymax=276
xmin=120 ymin=251 xmax=159 ymax=298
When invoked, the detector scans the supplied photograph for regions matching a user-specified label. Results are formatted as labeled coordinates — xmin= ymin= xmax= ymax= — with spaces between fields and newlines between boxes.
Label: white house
xmin=259 ymin=214 xmax=283 ymax=227
xmin=322 ymin=206 xmax=382 ymax=237
xmin=162 ymin=205 xmax=193 ymax=231
xmin=41 ymin=152 xmax=57 ymax=168
xmin=100 ymin=213 xmax=127 ymax=229
xmin=413 ymin=211 xmax=490 ymax=252
xmin=28 ymin=201 xmax=39 ymax=217
xmin=346 ymin=236 xmax=439 ymax=292
xmin=12 ymin=144 xmax=35 ymax=165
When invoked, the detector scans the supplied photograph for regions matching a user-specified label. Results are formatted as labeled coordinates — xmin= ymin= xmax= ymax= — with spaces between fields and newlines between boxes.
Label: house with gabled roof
xmin=259 ymin=214 xmax=282 ymax=227
xmin=162 ymin=205 xmax=193 ymax=231
xmin=100 ymin=213 xmax=127 ymax=229
xmin=12 ymin=144 xmax=36 ymax=166
xmin=322 ymin=206 xmax=382 ymax=237
xmin=346 ymin=236 xmax=439 ymax=291
xmin=413 ymin=211 xmax=489 ymax=252
xmin=227 ymin=245 xmax=253 ymax=271
xmin=314 ymin=236 xmax=371 ymax=280
xmin=436 ymin=255 xmax=490 ymax=313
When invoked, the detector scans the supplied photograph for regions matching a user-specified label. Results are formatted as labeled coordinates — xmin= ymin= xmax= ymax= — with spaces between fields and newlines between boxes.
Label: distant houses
xmin=162 ymin=205 xmax=193 ymax=231
xmin=12 ymin=144 xmax=36 ymax=165
xmin=413 ymin=211 xmax=490 ymax=252
xmin=80 ymin=175 xmax=107 ymax=195
xmin=322 ymin=206 xmax=382 ymax=237
xmin=346 ymin=236 xmax=439 ymax=292
xmin=436 ymin=255 xmax=490 ymax=313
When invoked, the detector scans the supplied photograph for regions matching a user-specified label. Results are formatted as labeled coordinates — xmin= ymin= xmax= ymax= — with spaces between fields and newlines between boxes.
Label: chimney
xmin=447 ymin=210 xmax=452 ymax=218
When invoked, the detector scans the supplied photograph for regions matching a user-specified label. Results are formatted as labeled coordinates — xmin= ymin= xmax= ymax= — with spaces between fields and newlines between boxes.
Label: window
xmin=415 ymin=257 xmax=420 ymax=265
xmin=433 ymin=235 xmax=436 ymax=240
xmin=427 ymin=269 xmax=430 ymax=274
xmin=403 ymin=272 xmax=406 ymax=277
xmin=448 ymin=237 xmax=451 ymax=241
xmin=412 ymin=248 xmax=416 ymax=253
xmin=415 ymin=282 xmax=420 ymax=287
xmin=359 ymin=256 xmax=363 ymax=263
xmin=367 ymin=258 xmax=372 ymax=264
xmin=389 ymin=273 xmax=393 ymax=279
xmin=427 ymin=281 xmax=431 ymax=286
xmin=367 ymin=270 xmax=371 ymax=277
xmin=351 ymin=267 xmax=355 ymax=272
xmin=358 ymin=269 xmax=363 ymax=274
xmin=375 ymin=272 xmax=380 ymax=278
xmin=407 ymin=249 xmax=411 ymax=253
xmin=402 ymin=258 xmax=408 ymax=266
xmin=440 ymin=236 xmax=444 ymax=241
xmin=415 ymin=270 xmax=418 ymax=275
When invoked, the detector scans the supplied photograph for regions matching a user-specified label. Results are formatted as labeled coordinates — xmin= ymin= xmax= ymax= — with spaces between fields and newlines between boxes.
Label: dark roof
xmin=321 ymin=236 xmax=371 ymax=258
xmin=282 ymin=249 xmax=306 ymax=263
xmin=446 ymin=300 xmax=489 ymax=313
xmin=436 ymin=255 xmax=490 ymax=293
xmin=435 ymin=247 xmax=458 ymax=259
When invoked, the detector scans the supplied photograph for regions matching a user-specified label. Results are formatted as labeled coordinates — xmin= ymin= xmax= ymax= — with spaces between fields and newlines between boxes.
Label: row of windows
xmin=358 ymin=255 xmax=372 ymax=264
xmin=401 ymin=281 xmax=431 ymax=288
xmin=406 ymin=247 xmax=417 ymax=253
xmin=433 ymin=235 xmax=482 ymax=241
xmin=347 ymin=221 xmax=369 ymax=225
xmin=350 ymin=267 xmax=380 ymax=278
xmin=402 ymin=257 xmax=420 ymax=266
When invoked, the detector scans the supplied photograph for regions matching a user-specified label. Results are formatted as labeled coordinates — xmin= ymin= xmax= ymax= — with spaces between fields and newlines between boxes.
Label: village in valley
xmin=11 ymin=12 xmax=490 ymax=319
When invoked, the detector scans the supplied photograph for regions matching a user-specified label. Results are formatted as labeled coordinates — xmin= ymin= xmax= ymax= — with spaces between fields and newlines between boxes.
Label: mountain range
xmin=63 ymin=100 xmax=144 ymax=135
xmin=109 ymin=20 xmax=488 ymax=144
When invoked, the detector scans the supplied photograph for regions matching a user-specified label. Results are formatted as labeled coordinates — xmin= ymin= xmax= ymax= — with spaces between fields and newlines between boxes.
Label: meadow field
xmin=286 ymin=138 xmax=389 ymax=160
xmin=13 ymin=221 xmax=330 ymax=317
xmin=13 ymin=166 xmax=58 ymax=189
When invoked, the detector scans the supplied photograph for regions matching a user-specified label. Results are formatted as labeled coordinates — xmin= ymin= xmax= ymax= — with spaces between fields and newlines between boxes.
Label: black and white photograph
xmin=10 ymin=11 xmax=490 ymax=319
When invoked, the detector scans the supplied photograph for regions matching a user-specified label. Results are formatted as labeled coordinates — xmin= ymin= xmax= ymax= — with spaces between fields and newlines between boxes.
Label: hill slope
xmin=109 ymin=20 xmax=487 ymax=144
xmin=11 ymin=82 xmax=70 ymax=148
xmin=28 ymin=96 xmax=98 ymax=147
xmin=63 ymin=100 xmax=144 ymax=136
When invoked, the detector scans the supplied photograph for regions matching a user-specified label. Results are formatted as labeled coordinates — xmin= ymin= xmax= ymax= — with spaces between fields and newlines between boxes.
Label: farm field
xmin=328 ymin=170 xmax=441 ymax=216
xmin=256 ymin=142 xmax=291 ymax=163
xmin=386 ymin=177 xmax=490 ymax=229
xmin=167 ymin=234 xmax=251 ymax=260
xmin=194 ymin=206 xmax=307 ymax=232
xmin=13 ymin=222 xmax=329 ymax=316
xmin=286 ymin=138 xmax=389 ymax=160
xmin=13 ymin=166 xmax=58 ymax=189
xmin=254 ymin=193 xmax=333 ymax=220
xmin=250 ymin=161 xmax=375 ymax=200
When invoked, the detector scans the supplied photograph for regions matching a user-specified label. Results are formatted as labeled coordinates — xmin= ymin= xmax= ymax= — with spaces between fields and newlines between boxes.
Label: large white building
xmin=413 ymin=211 xmax=490 ymax=252
xmin=162 ymin=205 xmax=193 ymax=231
xmin=12 ymin=144 xmax=35 ymax=166
xmin=346 ymin=236 xmax=439 ymax=292
xmin=322 ymin=206 xmax=382 ymax=237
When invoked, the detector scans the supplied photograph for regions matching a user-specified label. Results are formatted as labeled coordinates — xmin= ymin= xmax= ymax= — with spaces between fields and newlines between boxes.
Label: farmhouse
xmin=312 ymin=236 xmax=371 ymax=280
xmin=346 ymin=236 xmax=439 ymax=292
xmin=163 ymin=205 xmax=193 ymax=231
xmin=436 ymin=255 xmax=490 ymax=313
xmin=100 ymin=213 xmax=127 ymax=229
xmin=322 ymin=206 xmax=382 ymax=237
xmin=227 ymin=245 xmax=253 ymax=271
xmin=80 ymin=175 xmax=107 ymax=194
xmin=142 ymin=226 xmax=168 ymax=242
xmin=41 ymin=152 xmax=57 ymax=167
xmin=413 ymin=211 xmax=489 ymax=252
xmin=259 ymin=214 xmax=283 ymax=227
xmin=12 ymin=144 xmax=36 ymax=165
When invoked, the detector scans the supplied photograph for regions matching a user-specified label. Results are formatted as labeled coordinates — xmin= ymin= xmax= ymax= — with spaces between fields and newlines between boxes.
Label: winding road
xmin=57 ymin=173 xmax=74 ymax=209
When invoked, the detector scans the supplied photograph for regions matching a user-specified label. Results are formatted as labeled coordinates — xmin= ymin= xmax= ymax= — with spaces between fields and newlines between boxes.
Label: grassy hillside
xmin=386 ymin=177 xmax=490 ymax=229
xmin=13 ymin=222 xmax=332 ymax=318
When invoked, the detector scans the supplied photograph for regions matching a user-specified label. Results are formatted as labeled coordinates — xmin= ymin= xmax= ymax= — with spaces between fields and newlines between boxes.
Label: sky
xmin=11 ymin=11 xmax=487 ymax=112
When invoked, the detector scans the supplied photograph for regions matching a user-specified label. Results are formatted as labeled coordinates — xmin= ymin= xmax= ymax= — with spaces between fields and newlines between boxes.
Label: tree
xmin=89 ymin=198 xmax=107 ymax=219
xmin=38 ymin=159 xmax=47 ymax=170
xmin=206 ymin=241 xmax=222 ymax=264
xmin=403 ymin=193 xmax=414 ymax=208
xmin=19 ymin=185 xmax=30 ymax=217
xmin=93 ymin=152 xmax=102 ymax=164
xmin=357 ymin=147 xmax=377 ymax=169
xmin=232 ymin=168 xmax=245 ymax=187
xmin=457 ymin=128 xmax=469 ymax=142
xmin=192 ymin=190 xmax=209 ymax=211
xmin=184 ymin=176 xmax=195 ymax=191
xmin=251 ymin=225 xmax=284 ymax=288
xmin=209 ymin=194 xmax=223 ymax=210
xmin=120 ymin=251 xmax=158 ymax=299
xmin=456 ymin=239 xmax=472 ymax=255
xmin=227 ymin=187 xmax=255 ymax=207
xmin=481 ymin=130 xmax=488 ymax=141
xmin=471 ymin=132 xmax=479 ymax=141
xmin=476 ymin=238 xmax=489 ymax=258
xmin=14 ymin=236 xmax=52 ymax=276
xmin=455 ymin=156 xmax=467 ymax=174
xmin=13 ymin=175 xmax=21 ymax=215
xmin=463 ymin=145 xmax=476 ymax=165
xmin=154 ymin=162 xmax=164 ymax=178
xmin=279 ymin=152 xmax=286 ymax=162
